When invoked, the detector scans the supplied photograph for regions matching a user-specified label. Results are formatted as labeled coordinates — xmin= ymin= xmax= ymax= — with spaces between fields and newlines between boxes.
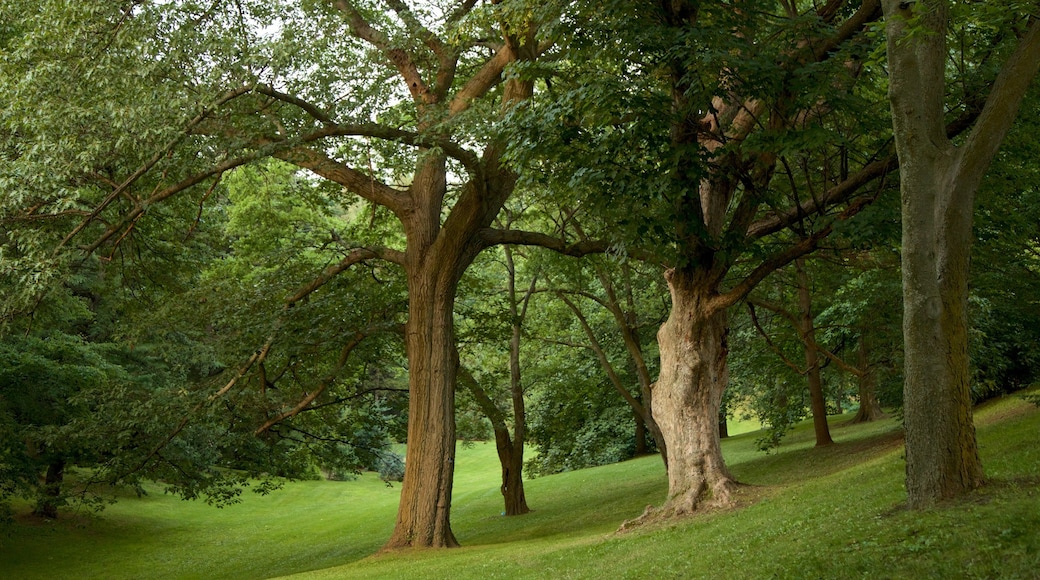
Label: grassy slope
xmin=3 ymin=396 xmax=1038 ymax=579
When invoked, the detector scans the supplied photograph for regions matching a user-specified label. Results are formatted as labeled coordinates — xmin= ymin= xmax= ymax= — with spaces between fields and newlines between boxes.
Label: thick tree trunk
xmin=651 ymin=269 xmax=737 ymax=515
xmin=899 ymin=154 xmax=983 ymax=508
xmin=797 ymin=259 xmax=833 ymax=446
xmin=884 ymin=0 xmax=1040 ymax=508
xmin=851 ymin=334 xmax=884 ymax=423
xmin=386 ymin=263 xmax=462 ymax=548
xmin=33 ymin=459 xmax=64 ymax=519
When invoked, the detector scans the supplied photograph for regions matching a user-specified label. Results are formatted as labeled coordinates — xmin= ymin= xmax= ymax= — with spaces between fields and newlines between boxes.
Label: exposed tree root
xmin=617 ymin=477 xmax=750 ymax=532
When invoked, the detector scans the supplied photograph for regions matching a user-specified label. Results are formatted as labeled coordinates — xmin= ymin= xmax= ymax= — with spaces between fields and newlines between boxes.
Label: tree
xmin=882 ymin=0 xmax=1040 ymax=507
xmin=748 ymin=258 xmax=836 ymax=447
xmin=457 ymin=242 xmax=537 ymax=516
xmin=0 ymin=0 xmax=567 ymax=547
xmin=515 ymin=0 xmax=896 ymax=518
xmin=551 ymin=254 xmax=668 ymax=463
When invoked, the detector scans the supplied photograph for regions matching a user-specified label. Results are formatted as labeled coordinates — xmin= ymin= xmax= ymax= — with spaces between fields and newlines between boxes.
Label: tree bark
xmin=387 ymin=258 xmax=463 ymax=548
xmin=898 ymin=148 xmax=983 ymax=507
xmin=883 ymin=0 xmax=1040 ymax=507
xmin=33 ymin=459 xmax=65 ymax=519
xmin=651 ymin=268 xmax=737 ymax=515
xmin=796 ymin=259 xmax=833 ymax=446
xmin=851 ymin=333 xmax=884 ymax=422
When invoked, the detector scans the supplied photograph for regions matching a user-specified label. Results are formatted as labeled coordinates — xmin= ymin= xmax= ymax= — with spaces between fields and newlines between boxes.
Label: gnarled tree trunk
xmin=651 ymin=268 xmax=737 ymax=515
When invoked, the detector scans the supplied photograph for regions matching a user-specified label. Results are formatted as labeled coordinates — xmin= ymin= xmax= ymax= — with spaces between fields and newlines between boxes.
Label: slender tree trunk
xmin=634 ymin=411 xmax=648 ymax=455
xmin=592 ymin=263 xmax=669 ymax=466
xmin=796 ymin=259 xmax=833 ymax=446
xmin=33 ymin=459 xmax=64 ymax=519
xmin=718 ymin=411 xmax=729 ymax=439
xmin=502 ymin=246 xmax=531 ymax=515
xmin=497 ymin=437 xmax=528 ymax=516
xmin=651 ymin=268 xmax=736 ymax=515
xmin=851 ymin=334 xmax=884 ymax=423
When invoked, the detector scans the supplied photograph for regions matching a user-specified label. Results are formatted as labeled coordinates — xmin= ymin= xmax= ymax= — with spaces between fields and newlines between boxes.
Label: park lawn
xmin=2 ymin=394 xmax=1037 ymax=579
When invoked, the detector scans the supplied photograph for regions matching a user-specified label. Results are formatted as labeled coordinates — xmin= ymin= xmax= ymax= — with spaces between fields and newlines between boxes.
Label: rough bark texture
xmin=651 ymin=268 xmax=737 ymax=515
xmin=883 ymin=0 xmax=1040 ymax=507
xmin=388 ymin=251 xmax=465 ymax=548
xmin=898 ymin=149 xmax=983 ymax=507
xmin=797 ymin=259 xmax=833 ymax=446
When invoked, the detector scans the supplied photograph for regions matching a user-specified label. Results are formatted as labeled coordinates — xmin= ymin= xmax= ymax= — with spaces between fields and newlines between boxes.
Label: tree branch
xmin=556 ymin=292 xmax=646 ymax=415
xmin=254 ymin=330 xmax=369 ymax=435
xmin=333 ymin=0 xmax=433 ymax=104
xmin=479 ymin=227 xmax=660 ymax=263
xmin=955 ymin=17 xmax=1040 ymax=196
xmin=287 ymin=247 xmax=404 ymax=306
xmin=57 ymin=84 xmax=257 ymax=253
xmin=449 ymin=44 xmax=513 ymax=115
xmin=746 ymin=153 xmax=896 ymax=239
xmin=747 ymin=301 xmax=807 ymax=375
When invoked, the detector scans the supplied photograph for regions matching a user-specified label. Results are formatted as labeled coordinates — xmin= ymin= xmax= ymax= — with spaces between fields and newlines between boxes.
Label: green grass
xmin=3 ymin=395 xmax=1038 ymax=579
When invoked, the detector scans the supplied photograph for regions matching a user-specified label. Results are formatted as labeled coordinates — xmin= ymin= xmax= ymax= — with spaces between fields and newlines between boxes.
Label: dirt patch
xmin=975 ymin=398 xmax=1038 ymax=428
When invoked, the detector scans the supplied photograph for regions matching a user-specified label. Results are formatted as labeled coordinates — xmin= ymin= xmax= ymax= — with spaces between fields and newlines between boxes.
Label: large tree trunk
xmin=851 ymin=333 xmax=884 ymax=423
xmin=382 ymin=154 xmax=462 ymax=548
xmin=885 ymin=0 xmax=1040 ymax=508
xmin=796 ymin=259 xmax=833 ymax=446
xmin=33 ymin=459 xmax=64 ymax=519
xmin=898 ymin=152 xmax=983 ymax=507
xmin=651 ymin=268 xmax=737 ymax=515
xmin=386 ymin=225 xmax=465 ymax=547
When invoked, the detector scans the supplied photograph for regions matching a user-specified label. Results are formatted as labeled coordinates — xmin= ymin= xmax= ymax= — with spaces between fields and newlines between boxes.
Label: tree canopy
xmin=3 ymin=0 xmax=1040 ymax=550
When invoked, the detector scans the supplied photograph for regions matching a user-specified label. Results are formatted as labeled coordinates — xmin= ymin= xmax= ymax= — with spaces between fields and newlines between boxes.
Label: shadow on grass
xmin=731 ymin=425 xmax=905 ymax=487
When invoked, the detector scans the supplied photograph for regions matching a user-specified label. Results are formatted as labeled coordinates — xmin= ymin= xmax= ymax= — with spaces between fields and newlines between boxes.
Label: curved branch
xmin=746 ymin=153 xmax=896 ymax=239
xmin=556 ymin=292 xmax=646 ymax=415
xmin=746 ymin=301 xmax=806 ymax=375
xmin=57 ymin=84 xmax=257 ymax=253
xmin=479 ymin=228 xmax=660 ymax=263
xmin=334 ymin=0 xmax=432 ymax=104
xmin=254 ymin=330 xmax=369 ymax=435
xmin=716 ymin=226 xmax=832 ymax=310
xmin=287 ymin=247 xmax=404 ymax=306
xmin=256 ymin=84 xmax=336 ymax=125
xmin=81 ymin=150 xmax=266 ymax=254
xmin=812 ymin=0 xmax=882 ymax=62
xmin=274 ymin=146 xmax=410 ymax=214
xmin=450 ymin=45 xmax=513 ymax=115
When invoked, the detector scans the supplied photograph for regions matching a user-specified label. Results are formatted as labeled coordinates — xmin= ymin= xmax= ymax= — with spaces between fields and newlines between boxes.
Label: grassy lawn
xmin=3 ymin=394 xmax=1038 ymax=579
